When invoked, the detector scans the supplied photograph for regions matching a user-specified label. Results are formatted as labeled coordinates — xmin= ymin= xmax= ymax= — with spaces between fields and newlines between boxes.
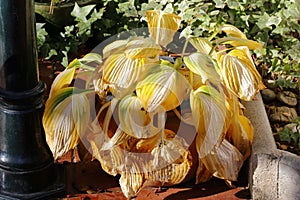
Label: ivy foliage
xmin=126 ymin=0 xmax=300 ymax=88
xmin=37 ymin=0 xmax=300 ymax=87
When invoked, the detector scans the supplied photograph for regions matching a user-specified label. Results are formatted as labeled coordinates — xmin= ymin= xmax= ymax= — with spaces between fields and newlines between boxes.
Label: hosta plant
xmin=43 ymin=9 xmax=264 ymax=198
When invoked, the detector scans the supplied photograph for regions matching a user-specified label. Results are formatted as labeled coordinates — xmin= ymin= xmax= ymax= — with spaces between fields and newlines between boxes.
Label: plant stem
xmin=208 ymin=30 xmax=219 ymax=41
xmin=208 ymin=45 xmax=217 ymax=56
xmin=181 ymin=37 xmax=189 ymax=58
xmin=80 ymin=64 xmax=96 ymax=71
xmin=103 ymin=99 xmax=118 ymax=138
xmin=92 ymin=101 xmax=112 ymax=126
xmin=172 ymin=109 xmax=194 ymax=125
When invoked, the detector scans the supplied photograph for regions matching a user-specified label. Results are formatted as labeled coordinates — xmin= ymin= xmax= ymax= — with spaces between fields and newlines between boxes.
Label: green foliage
xmin=36 ymin=23 xmax=48 ymax=50
xmin=279 ymin=117 xmax=300 ymax=150
xmin=116 ymin=0 xmax=300 ymax=89
xmin=279 ymin=127 xmax=300 ymax=150
xmin=274 ymin=76 xmax=300 ymax=89
xmin=36 ymin=3 xmax=104 ymax=66
xmin=37 ymin=0 xmax=300 ymax=85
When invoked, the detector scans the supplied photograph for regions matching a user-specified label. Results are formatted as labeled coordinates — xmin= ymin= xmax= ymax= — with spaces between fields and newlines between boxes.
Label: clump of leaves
xmin=278 ymin=117 xmax=300 ymax=152
xmin=37 ymin=3 xmax=104 ymax=66
xmin=43 ymin=8 xmax=264 ymax=198
xmin=114 ymin=0 xmax=300 ymax=89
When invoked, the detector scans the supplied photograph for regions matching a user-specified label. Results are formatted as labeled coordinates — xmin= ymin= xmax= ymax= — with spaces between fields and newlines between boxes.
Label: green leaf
xmin=90 ymin=7 xmax=105 ymax=21
xmin=36 ymin=23 xmax=48 ymax=49
xmin=213 ymin=0 xmax=226 ymax=9
xmin=256 ymin=13 xmax=282 ymax=29
xmin=296 ymin=0 xmax=300 ymax=15
xmin=226 ymin=0 xmax=242 ymax=10
xmin=45 ymin=49 xmax=58 ymax=60
xmin=44 ymin=87 xmax=75 ymax=116
xmin=61 ymin=47 xmax=70 ymax=68
xmin=118 ymin=1 xmax=138 ymax=17
xmin=291 ymin=132 xmax=299 ymax=147
xmin=71 ymin=3 xmax=96 ymax=22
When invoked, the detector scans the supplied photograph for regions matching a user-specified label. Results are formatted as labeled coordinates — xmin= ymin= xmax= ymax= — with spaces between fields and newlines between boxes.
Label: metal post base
xmin=0 ymin=82 xmax=65 ymax=199
xmin=0 ymin=164 xmax=65 ymax=200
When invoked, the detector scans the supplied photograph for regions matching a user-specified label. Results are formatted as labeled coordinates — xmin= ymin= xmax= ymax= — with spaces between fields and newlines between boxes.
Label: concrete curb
xmin=243 ymin=93 xmax=300 ymax=200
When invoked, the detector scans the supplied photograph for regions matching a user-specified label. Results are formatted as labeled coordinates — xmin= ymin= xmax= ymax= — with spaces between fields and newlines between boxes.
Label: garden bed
xmin=39 ymin=59 xmax=251 ymax=200
xmin=52 ymin=92 xmax=299 ymax=200
xmin=38 ymin=51 xmax=300 ymax=200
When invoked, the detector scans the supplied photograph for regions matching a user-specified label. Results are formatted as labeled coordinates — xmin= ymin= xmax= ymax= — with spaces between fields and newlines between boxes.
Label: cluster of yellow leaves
xmin=43 ymin=9 xmax=264 ymax=199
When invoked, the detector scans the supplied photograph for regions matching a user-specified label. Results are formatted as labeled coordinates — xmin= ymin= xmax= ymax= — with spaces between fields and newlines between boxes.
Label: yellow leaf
xmin=227 ymin=97 xmax=254 ymax=160
xmin=151 ymin=130 xmax=189 ymax=169
xmin=183 ymin=52 xmax=220 ymax=84
xmin=88 ymin=130 xmax=126 ymax=176
xmin=189 ymin=37 xmax=213 ymax=54
xmin=218 ymin=24 xmax=247 ymax=39
xmin=102 ymin=39 xmax=128 ymax=59
xmin=97 ymin=53 xmax=147 ymax=98
xmin=217 ymin=47 xmax=264 ymax=100
xmin=190 ymin=85 xmax=227 ymax=158
xmin=49 ymin=66 xmax=77 ymax=98
xmin=196 ymin=160 xmax=213 ymax=184
xmin=135 ymin=133 xmax=161 ymax=153
xmin=215 ymin=37 xmax=263 ymax=50
xmin=150 ymin=131 xmax=192 ymax=184
xmin=43 ymin=92 xmax=90 ymax=160
xmin=119 ymin=166 xmax=145 ymax=199
xmin=146 ymin=10 xmax=181 ymax=47
xmin=125 ymin=37 xmax=162 ymax=59
xmin=44 ymin=87 xmax=74 ymax=118
xmin=201 ymin=139 xmax=244 ymax=181
xmin=149 ymin=149 xmax=192 ymax=185
xmin=136 ymin=65 xmax=190 ymax=112
xmin=118 ymin=94 xmax=160 ymax=138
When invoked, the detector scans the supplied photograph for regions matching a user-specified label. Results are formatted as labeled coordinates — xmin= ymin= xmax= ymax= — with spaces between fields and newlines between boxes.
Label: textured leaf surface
xmin=201 ymin=139 xmax=244 ymax=181
xmin=217 ymin=47 xmax=265 ymax=100
xmin=146 ymin=10 xmax=181 ymax=46
xmin=43 ymin=92 xmax=90 ymax=159
xmin=118 ymin=94 xmax=159 ymax=138
xmin=184 ymin=52 xmax=220 ymax=83
xmin=227 ymin=98 xmax=254 ymax=160
xmin=125 ymin=37 xmax=162 ymax=59
xmin=215 ymin=37 xmax=263 ymax=50
xmin=100 ymin=53 xmax=146 ymax=98
xmin=102 ymin=39 xmax=128 ymax=59
xmin=218 ymin=24 xmax=247 ymax=39
xmin=49 ymin=67 xmax=77 ymax=98
xmin=189 ymin=37 xmax=212 ymax=54
xmin=190 ymin=85 xmax=227 ymax=158
xmin=136 ymin=65 xmax=190 ymax=112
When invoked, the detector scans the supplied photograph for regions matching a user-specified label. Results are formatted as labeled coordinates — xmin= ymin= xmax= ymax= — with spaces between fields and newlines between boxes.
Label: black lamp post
xmin=0 ymin=0 xmax=64 ymax=199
